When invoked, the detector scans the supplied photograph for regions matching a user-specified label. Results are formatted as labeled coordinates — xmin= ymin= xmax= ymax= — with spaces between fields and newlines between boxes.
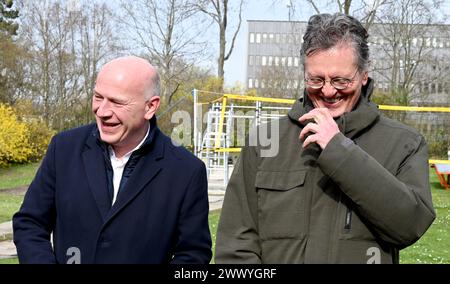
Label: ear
xmin=144 ymin=96 xmax=161 ymax=120
xmin=361 ymin=71 xmax=369 ymax=86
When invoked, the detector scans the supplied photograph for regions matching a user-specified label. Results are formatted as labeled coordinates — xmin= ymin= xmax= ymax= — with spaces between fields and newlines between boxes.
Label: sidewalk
xmin=0 ymin=221 xmax=16 ymax=260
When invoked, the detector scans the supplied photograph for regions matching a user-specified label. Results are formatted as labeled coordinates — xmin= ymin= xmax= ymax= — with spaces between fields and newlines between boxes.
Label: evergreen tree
xmin=0 ymin=0 xmax=19 ymax=37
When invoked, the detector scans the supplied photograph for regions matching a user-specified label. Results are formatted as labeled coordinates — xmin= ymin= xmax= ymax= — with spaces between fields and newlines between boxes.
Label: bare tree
xmin=274 ymin=0 xmax=388 ymax=31
xmin=371 ymin=0 xmax=449 ymax=106
xmin=77 ymin=3 xmax=123 ymax=125
xmin=18 ymin=0 xmax=121 ymax=130
xmin=118 ymin=0 xmax=207 ymax=105
xmin=256 ymin=65 xmax=302 ymax=99
xmin=195 ymin=0 xmax=244 ymax=85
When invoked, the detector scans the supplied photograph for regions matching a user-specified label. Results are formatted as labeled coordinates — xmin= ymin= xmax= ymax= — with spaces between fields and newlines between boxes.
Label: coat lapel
xmin=104 ymin=128 xmax=165 ymax=224
xmin=82 ymin=133 xmax=111 ymax=221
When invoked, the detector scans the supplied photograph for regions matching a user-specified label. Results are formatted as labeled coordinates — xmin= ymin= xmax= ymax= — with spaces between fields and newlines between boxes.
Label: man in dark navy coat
xmin=13 ymin=56 xmax=212 ymax=264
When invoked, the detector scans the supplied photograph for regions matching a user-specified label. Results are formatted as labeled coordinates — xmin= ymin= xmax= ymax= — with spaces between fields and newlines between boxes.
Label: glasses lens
xmin=331 ymin=78 xmax=350 ymax=90
xmin=307 ymin=78 xmax=324 ymax=89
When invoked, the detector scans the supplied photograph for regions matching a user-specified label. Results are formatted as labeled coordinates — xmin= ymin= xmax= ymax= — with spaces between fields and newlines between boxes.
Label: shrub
xmin=0 ymin=103 xmax=32 ymax=167
xmin=24 ymin=117 xmax=55 ymax=162
xmin=0 ymin=103 xmax=55 ymax=167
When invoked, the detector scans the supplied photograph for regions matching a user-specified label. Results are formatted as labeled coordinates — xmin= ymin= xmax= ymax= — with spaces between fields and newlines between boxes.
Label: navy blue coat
xmin=13 ymin=120 xmax=212 ymax=264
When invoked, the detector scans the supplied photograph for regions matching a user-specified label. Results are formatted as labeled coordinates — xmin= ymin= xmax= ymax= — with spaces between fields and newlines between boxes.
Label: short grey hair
xmin=301 ymin=13 xmax=369 ymax=72
xmin=145 ymin=70 xmax=161 ymax=100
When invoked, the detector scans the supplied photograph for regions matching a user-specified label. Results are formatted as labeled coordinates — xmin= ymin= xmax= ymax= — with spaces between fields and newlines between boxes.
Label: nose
xmin=94 ymin=99 xmax=113 ymax=118
xmin=321 ymin=81 xmax=338 ymax=98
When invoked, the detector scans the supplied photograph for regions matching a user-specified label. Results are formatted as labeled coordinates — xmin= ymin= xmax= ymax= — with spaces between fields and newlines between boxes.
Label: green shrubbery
xmin=0 ymin=103 xmax=55 ymax=167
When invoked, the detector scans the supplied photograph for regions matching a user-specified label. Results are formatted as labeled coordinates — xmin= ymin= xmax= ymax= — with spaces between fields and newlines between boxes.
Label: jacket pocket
xmin=256 ymin=170 xmax=307 ymax=240
xmin=339 ymin=203 xmax=376 ymax=241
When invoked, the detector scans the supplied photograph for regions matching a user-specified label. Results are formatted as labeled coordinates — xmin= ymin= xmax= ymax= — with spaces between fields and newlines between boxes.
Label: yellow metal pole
xmin=379 ymin=105 xmax=450 ymax=112
xmin=215 ymin=96 xmax=227 ymax=149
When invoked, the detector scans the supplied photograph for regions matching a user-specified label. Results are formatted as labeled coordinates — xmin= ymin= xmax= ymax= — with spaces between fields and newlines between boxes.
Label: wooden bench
xmin=431 ymin=163 xmax=450 ymax=189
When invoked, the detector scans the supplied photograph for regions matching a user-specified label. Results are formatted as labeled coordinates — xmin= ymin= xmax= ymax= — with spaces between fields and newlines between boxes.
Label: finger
xmin=302 ymin=133 xmax=317 ymax=148
xmin=316 ymin=108 xmax=334 ymax=121
xmin=299 ymin=109 xmax=324 ymax=123
xmin=299 ymin=112 xmax=316 ymax=123
xmin=299 ymin=123 xmax=320 ymax=141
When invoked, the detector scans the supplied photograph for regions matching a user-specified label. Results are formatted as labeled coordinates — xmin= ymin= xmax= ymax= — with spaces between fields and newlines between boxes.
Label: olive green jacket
xmin=215 ymin=79 xmax=435 ymax=264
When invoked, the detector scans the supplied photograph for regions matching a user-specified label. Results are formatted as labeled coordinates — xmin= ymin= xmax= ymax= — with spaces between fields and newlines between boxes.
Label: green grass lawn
xmin=0 ymin=257 xmax=18 ymax=264
xmin=0 ymin=193 xmax=23 ymax=224
xmin=400 ymin=174 xmax=450 ymax=263
xmin=0 ymin=162 xmax=40 ymax=190
xmin=208 ymin=209 xmax=221 ymax=263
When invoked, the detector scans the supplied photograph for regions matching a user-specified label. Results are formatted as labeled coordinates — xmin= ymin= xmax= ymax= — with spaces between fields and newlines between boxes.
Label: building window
xmin=256 ymin=33 xmax=261 ymax=43
xmin=268 ymin=56 xmax=273 ymax=66
xmin=287 ymin=35 xmax=293 ymax=44
xmin=249 ymin=55 xmax=254 ymax=66
xmin=255 ymin=56 xmax=260 ymax=66
xmin=248 ymin=78 xmax=253 ymax=89
xmin=255 ymin=79 xmax=259 ymax=88
xmin=269 ymin=33 xmax=274 ymax=43
xmin=288 ymin=57 xmax=293 ymax=67
xmin=281 ymin=57 xmax=286 ymax=66
xmin=294 ymin=57 xmax=299 ymax=67
xmin=262 ymin=56 xmax=267 ymax=66
xmin=275 ymin=56 xmax=280 ymax=66
xmin=281 ymin=34 xmax=287 ymax=44
xmin=412 ymin=38 xmax=417 ymax=47
xmin=261 ymin=79 xmax=265 ymax=89
xmin=275 ymin=33 xmax=280 ymax=43
xmin=262 ymin=33 xmax=268 ymax=43
xmin=249 ymin=33 xmax=255 ymax=43
xmin=425 ymin=38 xmax=431 ymax=47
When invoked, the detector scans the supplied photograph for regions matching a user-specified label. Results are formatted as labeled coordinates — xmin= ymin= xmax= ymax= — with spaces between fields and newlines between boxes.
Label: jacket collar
xmin=91 ymin=116 xmax=161 ymax=158
xmin=83 ymin=116 xmax=164 ymax=221
xmin=288 ymin=78 xmax=380 ymax=139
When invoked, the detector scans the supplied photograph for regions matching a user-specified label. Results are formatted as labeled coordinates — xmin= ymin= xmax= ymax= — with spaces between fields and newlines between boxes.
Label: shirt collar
xmin=108 ymin=124 xmax=150 ymax=160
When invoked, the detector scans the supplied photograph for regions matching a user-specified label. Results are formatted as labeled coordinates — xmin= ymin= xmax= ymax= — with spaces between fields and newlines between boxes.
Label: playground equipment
xmin=192 ymin=89 xmax=450 ymax=188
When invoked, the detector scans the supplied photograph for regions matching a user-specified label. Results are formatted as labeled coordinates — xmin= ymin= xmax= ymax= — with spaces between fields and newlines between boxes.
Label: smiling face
xmin=304 ymin=44 xmax=368 ymax=118
xmin=92 ymin=57 xmax=160 ymax=157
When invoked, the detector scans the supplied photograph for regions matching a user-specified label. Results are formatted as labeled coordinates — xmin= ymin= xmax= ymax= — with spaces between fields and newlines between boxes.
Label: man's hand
xmin=298 ymin=108 xmax=340 ymax=149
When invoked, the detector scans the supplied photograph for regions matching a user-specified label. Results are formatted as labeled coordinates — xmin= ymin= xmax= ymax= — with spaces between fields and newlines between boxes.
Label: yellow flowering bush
xmin=0 ymin=103 xmax=55 ymax=167
xmin=0 ymin=103 xmax=32 ymax=167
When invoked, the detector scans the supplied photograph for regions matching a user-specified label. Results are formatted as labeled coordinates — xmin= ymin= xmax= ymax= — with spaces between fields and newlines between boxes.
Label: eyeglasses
xmin=305 ymin=69 xmax=359 ymax=90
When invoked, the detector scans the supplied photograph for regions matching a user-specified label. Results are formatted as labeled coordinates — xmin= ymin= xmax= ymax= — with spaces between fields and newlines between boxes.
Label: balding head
xmin=92 ymin=56 xmax=161 ymax=158
xmin=97 ymin=56 xmax=160 ymax=100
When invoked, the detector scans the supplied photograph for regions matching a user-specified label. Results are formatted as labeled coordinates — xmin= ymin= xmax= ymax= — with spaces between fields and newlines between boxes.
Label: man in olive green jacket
xmin=215 ymin=13 xmax=435 ymax=264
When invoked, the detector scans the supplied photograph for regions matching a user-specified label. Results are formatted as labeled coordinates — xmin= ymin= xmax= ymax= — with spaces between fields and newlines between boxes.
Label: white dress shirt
xmin=109 ymin=126 xmax=150 ymax=205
